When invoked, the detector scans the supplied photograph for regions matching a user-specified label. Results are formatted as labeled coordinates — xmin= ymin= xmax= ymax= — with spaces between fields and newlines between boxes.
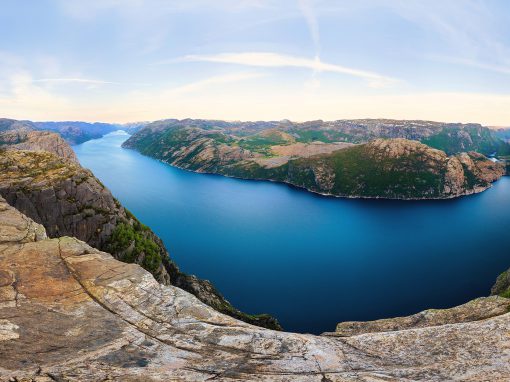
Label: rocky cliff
xmin=0 ymin=118 xmax=78 ymax=163
xmin=1 ymin=198 xmax=510 ymax=381
xmin=0 ymin=147 xmax=280 ymax=330
xmin=269 ymin=139 xmax=505 ymax=199
xmin=1 ymin=130 xmax=78 ymax=163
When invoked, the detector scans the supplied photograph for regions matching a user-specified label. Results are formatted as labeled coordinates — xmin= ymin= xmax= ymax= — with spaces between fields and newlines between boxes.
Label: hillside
xmin=0 ymin=136 xmax=280 ymax=330
xmin=124 ymin=119 xmax=506 ymax=200
xmin=1 ymin=196 xmax=510 ymax=380
xmin=232 ymin=139 xmax=505 ymax=199
xmin=34 ymin=121 xmax=148 ymax=145
xmin=125 ymin=118 xmax=510 ymax=156
xmin=0 ymin=118 xmax=147 ymax=145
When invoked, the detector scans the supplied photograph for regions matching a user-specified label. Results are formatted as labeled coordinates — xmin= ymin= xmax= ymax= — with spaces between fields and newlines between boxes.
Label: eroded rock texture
xmin=328 ymin=297 xmax=510 ymax=337
xmin=0 ymin=129 xmax=78 ymax=163
xmin=1 ymin=198 xmax=510 ymax=381
xmin=0 ymin=149 xmax=280 ymax=330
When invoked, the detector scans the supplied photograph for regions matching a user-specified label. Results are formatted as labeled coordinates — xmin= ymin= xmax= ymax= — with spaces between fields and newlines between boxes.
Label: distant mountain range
xmin=0 ymin=118 xmax=148 ymax=145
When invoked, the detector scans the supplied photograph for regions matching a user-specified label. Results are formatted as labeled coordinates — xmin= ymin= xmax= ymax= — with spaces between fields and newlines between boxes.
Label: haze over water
xmin=75 ymin=131 xmax=510 ymax=334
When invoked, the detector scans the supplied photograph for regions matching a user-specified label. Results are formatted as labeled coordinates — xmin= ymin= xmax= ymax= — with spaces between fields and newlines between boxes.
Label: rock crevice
xmin=1 ymin=197 xmax=510 ymax=381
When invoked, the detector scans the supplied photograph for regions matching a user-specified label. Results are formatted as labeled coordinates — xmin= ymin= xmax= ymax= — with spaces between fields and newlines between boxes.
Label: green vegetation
xmin=422 ymin=126 xmax=510 ymax=156
xmin=107 ymin=221 xmax=162 ymax=273
xmin=123 ymin=120 xmax=504 ymax=200
xmin=237 ymin=132 xmax=291 ymax=155
xmin=500 ymin=289 xmax=510 ymax=299
xmin=294 ymin=145 xmax=446 ymax=198
xmin=291 ymin=129 xmax=356 ymax=143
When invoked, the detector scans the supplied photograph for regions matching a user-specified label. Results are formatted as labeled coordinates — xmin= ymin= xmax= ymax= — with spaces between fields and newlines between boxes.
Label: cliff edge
xmin=1 ymin=198 xmax=510 ymax=381
xmin=0 ymin=145 xmax=280 ymax=330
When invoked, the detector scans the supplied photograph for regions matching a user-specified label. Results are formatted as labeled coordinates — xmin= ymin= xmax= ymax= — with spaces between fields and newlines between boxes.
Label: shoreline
xmin=122 ymin=144 xmax=499 ymax=202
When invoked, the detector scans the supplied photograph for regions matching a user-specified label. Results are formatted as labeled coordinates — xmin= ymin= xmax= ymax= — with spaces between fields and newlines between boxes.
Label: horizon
xmin=1 ymin=1 xmax=510 ymax=124
xmin=10 ymin=116 xmax=510 ymax=129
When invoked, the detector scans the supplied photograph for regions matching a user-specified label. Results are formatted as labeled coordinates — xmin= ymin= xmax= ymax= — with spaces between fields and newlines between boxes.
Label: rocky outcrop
xmin=0 ymin=129 xmax=78 ymax=163
xmin=0 ymin=149 xmax=124 ymax=250
xmin=1 ymin=198 xmax=510 ymax=381
xmin=327 ymin=297 xmax=510 ymax=337
xmin=231 ymin=139 xmax=505 ymax=200
xmin=362 ymin=139 xmax=506 ymax=197
xmin=491 ymin=268 xmax=510 ymax=297
xmin=0 ymin=148 xmax=280 ymax=329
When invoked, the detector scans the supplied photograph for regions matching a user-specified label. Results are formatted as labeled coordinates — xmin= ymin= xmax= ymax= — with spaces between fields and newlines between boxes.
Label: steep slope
xmin=421 ymin=124 xmax=510 ymax=155
xmin=0 ymin=147 xmax=279 ymax=329
xmin=254 ymin=139 xmax=504 ymax=199
xmin=1 ymin=198 xmax=510 ymax=381
xmin=491 ymin=267 xmax=510 ymax=298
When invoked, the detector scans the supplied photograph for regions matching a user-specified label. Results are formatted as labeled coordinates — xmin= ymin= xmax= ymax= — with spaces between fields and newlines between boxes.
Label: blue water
xmin=74 ymin=131 xmax=510 ymax=334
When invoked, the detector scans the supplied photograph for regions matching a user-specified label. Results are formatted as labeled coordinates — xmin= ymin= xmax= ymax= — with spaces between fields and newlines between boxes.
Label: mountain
xmin=0 ymin=128 xmax=78 ymax=163
xmin=1 ymin=196 xmax=510 ymax=380
xmin=0 ymin=132 xmax=280 ymax=330
xmin=124 ymin=117 xmax=510 ymax=154
xmin=0 ymin=118 xmax=36 ymax=132
xmin=493 ymin=127 xmax=510 ymax=142
xmin=123 ymin=119 xmax=506 ymax=200
xmin=33 ymin=121 xmax=148 ymax=145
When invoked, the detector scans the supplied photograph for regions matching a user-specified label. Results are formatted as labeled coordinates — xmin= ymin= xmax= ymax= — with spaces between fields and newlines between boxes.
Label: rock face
xmin=0 ymin=130 xmax=78 ymax=163
xmin=0 ymin=149 xmax=131 ymax=252
xmin=0 ymin=147 xmax=280 ymax=330
xmin=1 ymin=198 xmax=510 ymax=381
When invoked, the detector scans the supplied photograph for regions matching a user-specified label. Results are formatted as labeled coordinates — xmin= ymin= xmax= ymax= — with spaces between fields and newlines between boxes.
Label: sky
xmin=0 ymin=0 xmax=510 ymax=125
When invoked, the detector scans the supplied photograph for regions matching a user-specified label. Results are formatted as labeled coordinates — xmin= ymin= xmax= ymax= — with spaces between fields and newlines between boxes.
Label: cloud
xmin=32 ymin=78 xmax=120 ymax=85
xmin=169 ymin=52 xmax=396 ymax=88
xmin=0 ymin=72 xmax=70 ymax=120
xmin=58 ymin=0 xmax=280 ymax=20
xmin=298 ymin=0 xmax=320 ymax=54
xmin=429 ymin=56 xmax=510 ymax=76
xmin=165 ymin=72 xmax=264 ymax=95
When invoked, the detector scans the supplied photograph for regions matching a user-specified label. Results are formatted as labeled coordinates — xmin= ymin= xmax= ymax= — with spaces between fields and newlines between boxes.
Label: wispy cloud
xmin=298 ymin=0 xmax=319 ymax=55
xmin=168 ymin=52 xmax=396 ymax=88
xmin=165 ymin=72 xmax=264 ymax=94
xmin=32 ymin=78 xmax=120 ymax=85
xmin=429 ymin=56 xmax=510 ymax=76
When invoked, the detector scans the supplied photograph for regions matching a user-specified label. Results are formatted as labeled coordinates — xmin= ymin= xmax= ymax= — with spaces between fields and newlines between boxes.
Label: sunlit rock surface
xmin=327 ymin=296 xmax=510 ymax=337
xmin=1 ymin=197 xmax=510 ymax=381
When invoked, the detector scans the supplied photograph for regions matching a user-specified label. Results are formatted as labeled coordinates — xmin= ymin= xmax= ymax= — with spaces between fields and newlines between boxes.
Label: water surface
xmin=74 ymin=131 xmax=510 ymax=334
